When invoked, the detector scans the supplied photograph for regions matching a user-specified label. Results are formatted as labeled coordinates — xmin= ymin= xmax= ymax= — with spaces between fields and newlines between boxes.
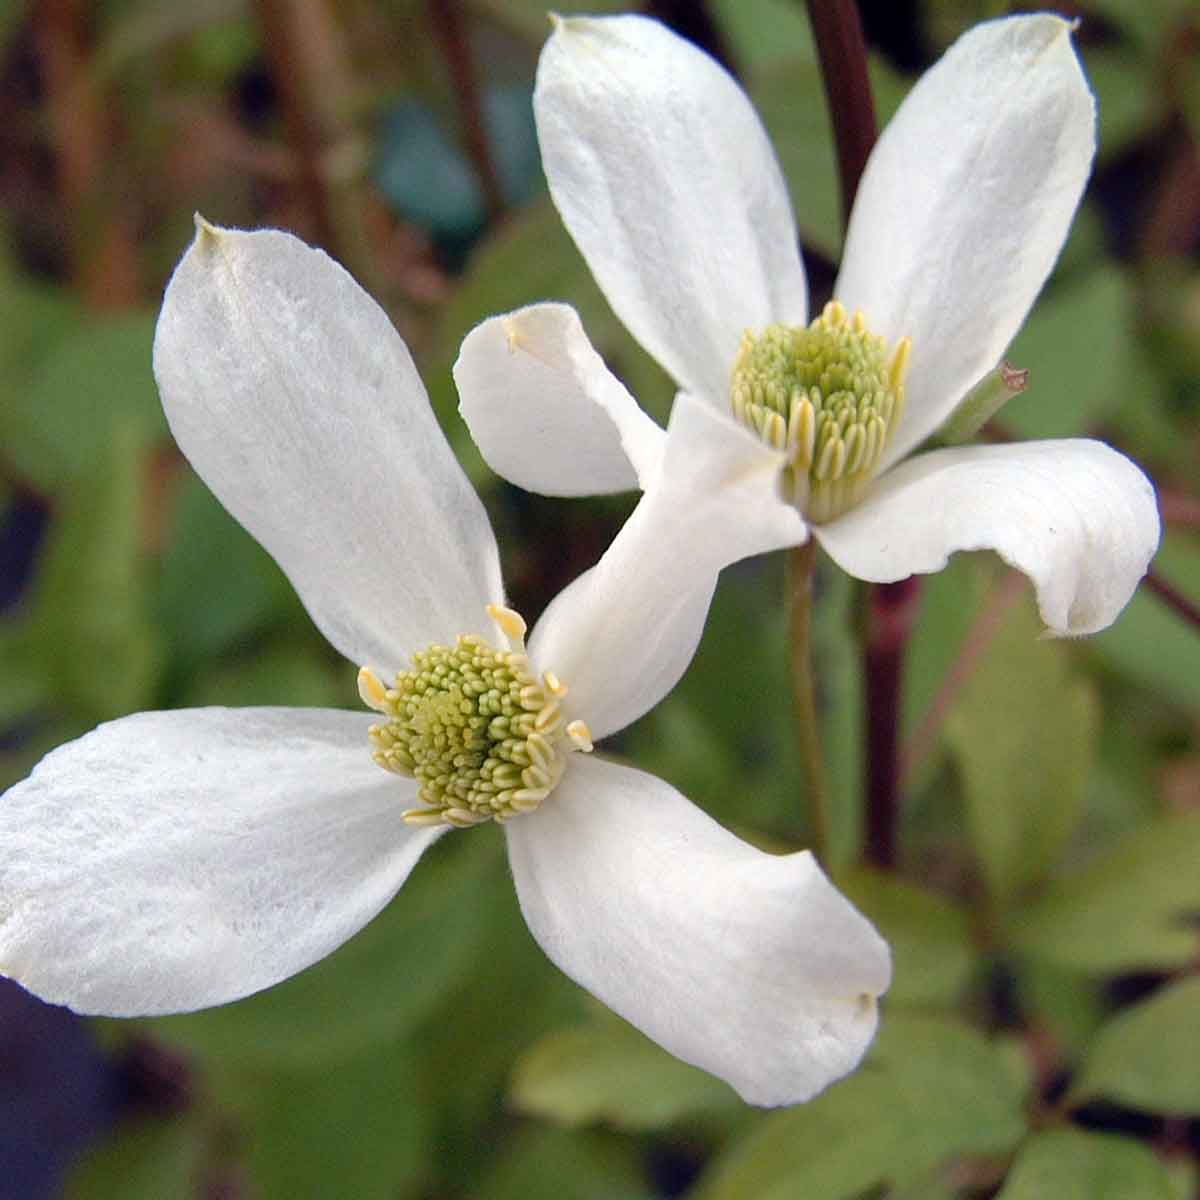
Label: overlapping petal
xmin=814 ymin=439 xmax=1160 ymax=636
xmin=153 ymin=220 xmax=504 ymax=674
xmin=505 ymin=755 xmax=891 ymax=1107
xmin=529 ymin=394 xmax=805 ymax=741
xmin=836 ymin=15 xmax=1096 ymax=468
xmin=535 ymin=14 xmax=807 ymax=406
xmin=454 ymin=303 xmax=664 ymax=495
xmin=0 ymin=708 xmax=442 ymax=1015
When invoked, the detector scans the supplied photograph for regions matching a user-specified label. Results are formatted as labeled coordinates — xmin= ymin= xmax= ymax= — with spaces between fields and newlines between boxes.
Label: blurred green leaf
xmin=1008 ymin=814 xmax=1200 ymax=973
xmin=471 ymin=0 xmax=630 ymax=42
xmin=511 ymin=1017 xmax=739 ymax=1131
xmin=1072 ymin=976 xmax=1200 ymax=1114
xmin=691 ymin=1014 xmax=1027 ymax=1200
xmin=28 ymin=424 xmax=162 ymax=720
xmin=66 ymin=1116 xmax=206 ymax=1200
xmin=177 ymin=641 xmax=351 ymax=710
xmin=835 ymin=868 xmax=974 ymax=1007
xmin=1085 ymin=47 xmax=1151 ymax=154
xmin=0 ymin=623 xmax=51 ymax=725
xmin=1089 ymin=533 xmax=1200 ymax=711
xmin=946 ymin=596 xmax=1098 ymax=906
xmin=233 ymin=1038 xmax=430 ymax=1200
xmin=747 ymin=58 xmax=842 ymax=258
xmin=145 ymin=832 xmax=505 ymax=1068
xmin=1015 ymin=959 xmax=1106 ymax=1057
xmin=477 ymin=1126 xmax=652 ymax=1200
xmin=0 ymin=312 xmax=167 ymax=492
xmin=996 ymin=1129 xmax=1175 ymax=1199
xmin=156 ymin=471 xmax=297 ymax=666
xmin=715 ymin=0 xmax=815 ymax=71
xmin=1004 ymin=265 xmax=1131 ymax=440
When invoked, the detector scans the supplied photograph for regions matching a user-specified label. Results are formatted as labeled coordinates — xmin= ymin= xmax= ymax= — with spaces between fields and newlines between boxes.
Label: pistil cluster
xmin=359 ymin=606 xmax=592 ymax=827
xmin=731 ymin=301 xmax=911 ymax=523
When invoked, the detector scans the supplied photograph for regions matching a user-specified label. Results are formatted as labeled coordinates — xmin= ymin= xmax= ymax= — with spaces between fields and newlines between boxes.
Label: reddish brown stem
xmin=426 ymin=0 xmax=506 ymax=224
xmin=804 ymin=0 xmax=877 ymax=229
xmin=1144 ymin=567 xmax=1200 ymax=630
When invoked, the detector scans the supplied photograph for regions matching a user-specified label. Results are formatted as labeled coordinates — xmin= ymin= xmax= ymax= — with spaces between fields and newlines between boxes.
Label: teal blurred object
xmin=374 ymin=85 xmax=542 ymax=262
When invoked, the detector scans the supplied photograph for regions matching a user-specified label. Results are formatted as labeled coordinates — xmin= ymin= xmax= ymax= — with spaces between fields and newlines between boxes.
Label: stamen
xmin=363 ymin=608 xmax=592 ymax=827
xmin=729 ymin=302 xmax=911 ymax=522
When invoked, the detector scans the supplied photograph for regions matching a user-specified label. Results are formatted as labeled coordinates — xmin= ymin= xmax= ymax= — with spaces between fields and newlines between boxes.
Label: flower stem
xmin=807 ymin=0 xmax=923 ymax=869
xmin=788 ymin=539 xmax=830 ymax=863
xmin=804 ymin=0 xmax=877 ymax=228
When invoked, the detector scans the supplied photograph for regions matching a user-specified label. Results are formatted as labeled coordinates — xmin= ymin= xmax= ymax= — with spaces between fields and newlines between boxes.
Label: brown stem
xmin=36 ymin=0 xmax=140 ymax=307
xmin=862 ymin=576 xmax=922 ymax=868
xmin=1144 ymin=567 xmax=1200 ymax=630
xmin=788 ymin=539 xmax=830 ymax=862
xmin=426 ymin=0 xmax=506 ymax=224
xmin=804 ymin=0 xmax=877 ymax=229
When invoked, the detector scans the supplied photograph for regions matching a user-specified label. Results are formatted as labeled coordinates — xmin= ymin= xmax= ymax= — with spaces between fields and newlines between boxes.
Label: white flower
xmin=0 ymin=220 xmax=889 ymax=1108
xmin=456 ymin=13 xmax=1160 ymax=637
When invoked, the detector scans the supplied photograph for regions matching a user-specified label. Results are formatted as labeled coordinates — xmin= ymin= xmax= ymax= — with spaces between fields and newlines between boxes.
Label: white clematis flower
xmin=0 ymin=220 xmax=890 ymax=1108
xmin=456 ymin=13 xmax=1160 ymax=637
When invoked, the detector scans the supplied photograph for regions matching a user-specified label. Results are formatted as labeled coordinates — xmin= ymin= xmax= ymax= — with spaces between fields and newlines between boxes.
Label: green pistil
xmin=730 ymin=301 xmax=910 ymax=523
xmin=360 ymin=607 xmax=592 ymax=828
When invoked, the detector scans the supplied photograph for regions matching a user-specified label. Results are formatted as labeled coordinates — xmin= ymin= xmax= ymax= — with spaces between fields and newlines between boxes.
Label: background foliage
xmin=0 ymin=0 xmax=1197 ymax=1197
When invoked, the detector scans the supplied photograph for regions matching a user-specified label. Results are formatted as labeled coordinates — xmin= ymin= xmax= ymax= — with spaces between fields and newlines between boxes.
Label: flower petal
xmin=454 ymin=303 xmax=665 ymax=495
xmin=0 ymin=707 xmax=441 ymax=1015
xmin=814 ymin=439 xmax=1159 ymax=636
xmin=535 ymin=14 xmax=807 ymax=405
xmin=836 ymin=15 xmax=1096 ymax=467
xmin=506 ymin=756 xmax=891 ymax=1106
xmin=529 ymin=394 xmax=805 ymax=741
xmin=153 ymin=219 xmax=504 ymax=672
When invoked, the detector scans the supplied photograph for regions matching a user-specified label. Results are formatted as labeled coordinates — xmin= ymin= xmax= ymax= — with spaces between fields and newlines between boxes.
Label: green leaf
xmin=691 ymin=1015 xmax=1027 ymax=1200
xmin=1084 ymin=48 xmax=1151 ymax=156
xmin=1089 ymin=533 xmax=1200 ymax=711
xmin=65 ymin=1117 xmax=205 ymax=1200
xmin=476 ymin=1126 xmax=652 ymax=1200
xmin=232 ymin=1039 xmax=431 ymax=1200
xmin=996 ymin=1129 xmax=1175 ymax=1200
xmin=1003 ymin=266 xmax=1131 ymax=441
xmin=177 ymin=642 xmax=351 ymax=710
xmin=0 ymin=312 xmax=167 ymax=492
xmin=27 ymin=424 xmax=162 ymax=720
xmin=143 ymin=832 xmax=504 ymax=1068
xmin=156 ymin=471 xmax=297 ymax=665
xmin=834 ymin=868 xmax=975 ymax=1007
xmin=746 ymin=57 xmax=842 ymax=258
xmin=946 ymin=595 xmax=1098 ymax=906
xmin=1072 ymin=977 xmax=1200 ymax=1114
xmin=510 ymin=1018 xmax=739 ymax=1131
xmin=714 ymin=0 xmax=815 ymax=71
xmin=1008 ymin=814 xmax=1200 ymax=973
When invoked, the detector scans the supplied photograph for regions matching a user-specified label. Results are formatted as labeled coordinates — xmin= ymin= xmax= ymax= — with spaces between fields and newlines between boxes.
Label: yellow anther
xmin=729 ymin=302 xmax=910 ymax=521
xmin=358 ymin=666 xmax=390 ymax=713
xmin=364 ymin=607 xmax=592 ymax=828
xmin=487 ymin=603 xmax=528 ymax=645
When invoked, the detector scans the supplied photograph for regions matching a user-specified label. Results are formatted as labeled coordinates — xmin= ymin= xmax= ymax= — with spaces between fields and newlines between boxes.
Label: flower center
xmin=358 ymin=605 xmax=593 ymax=828
xmin=730 ymin=301 xmax=911 ymax=523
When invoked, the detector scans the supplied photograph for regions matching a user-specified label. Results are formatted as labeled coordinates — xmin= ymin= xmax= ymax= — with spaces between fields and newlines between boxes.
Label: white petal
xmin=535 ymin=14 xmax=807 ymax=405
xmin=836 ymin=15 xmax=1096 ymax=467
xmin=507 ymin=756 xmax=891 ymax=1106
xmin=0 ymin=707 xmax=442 ymax=1015
xmin=529 ymin=394 xmax=805 ymax=740
xmin=153 ymin=220 xmax=504 ymax=672
xmin=815 ymin=439 xmax=1159 ymax=636
xmin=454 ymin=303 xmax=664 ymax=495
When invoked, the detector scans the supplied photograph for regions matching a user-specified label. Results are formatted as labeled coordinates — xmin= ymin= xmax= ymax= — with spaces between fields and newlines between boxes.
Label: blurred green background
xmin=0 ymin=0 xmax=1197 ymax=1197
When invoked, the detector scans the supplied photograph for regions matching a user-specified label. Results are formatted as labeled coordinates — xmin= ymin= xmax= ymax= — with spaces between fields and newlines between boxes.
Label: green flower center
xmin=730 ymin=301 xmax=911 ymax=522
xmin=359 ymin=605 xmax=592 ymax=828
